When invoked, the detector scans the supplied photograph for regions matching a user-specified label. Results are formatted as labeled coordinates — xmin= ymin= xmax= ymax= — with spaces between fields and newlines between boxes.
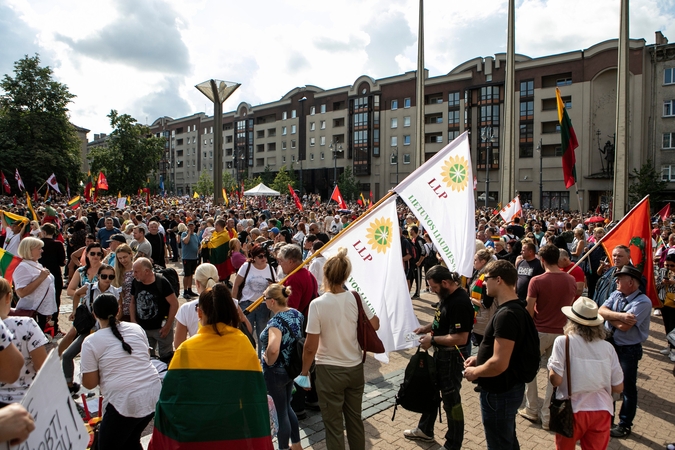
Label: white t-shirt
xmin=13 ymin=261 xmax=57 ymax=316
xmin=2 ymin=228 xmax=20 ymax=255
xmin=237 ymin=262 xmax=274 ymax=303
xmin=305 ymin=291 xmax=375 ymax=367
xmin=308 ymin=256 xmax=326 ymax=295
xmin=547 ymin=333 xmax=623 ymax=414
xmin=80 ymin=322 xmax=161 ymax=418
xmin=175 ymin=299 xmax=199 ymax=337
xmin=0 ymin=317 xmax=48 ymax=403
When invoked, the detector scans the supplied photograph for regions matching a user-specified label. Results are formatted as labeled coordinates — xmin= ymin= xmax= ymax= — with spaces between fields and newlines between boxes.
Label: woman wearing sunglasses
xmin=67 ymin=242 xmax=104 ymax=297
xmin=60 ymin=264 xmax=121 ymax=395
xmin=232 ymin=244 xmax=276 ymax=358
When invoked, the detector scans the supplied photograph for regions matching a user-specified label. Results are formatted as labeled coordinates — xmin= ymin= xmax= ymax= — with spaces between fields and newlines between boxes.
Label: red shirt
xmin=562 ymin=263 xmax=585 ymax=299
xmin=527 ymin=271 xmax=577 ymax=334
xmin=284 ymin=268 xmax=318 ymax=318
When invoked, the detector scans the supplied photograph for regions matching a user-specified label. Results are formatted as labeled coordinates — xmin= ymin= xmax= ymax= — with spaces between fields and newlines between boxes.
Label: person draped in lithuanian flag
xmin=149 ymin=284 xmax=273 ymax=450
xmin=205 ymin=218 xmax=232 ymax=282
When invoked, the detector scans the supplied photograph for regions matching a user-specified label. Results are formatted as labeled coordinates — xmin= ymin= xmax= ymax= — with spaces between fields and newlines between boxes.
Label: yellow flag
xmin=193 ymin=191 xmax=199 ymax=198
xmin=44 ymin=186 xmax=49 ymax=201
xmin=222 ymin=188 xmax=229 ymax=206
xmin=26 ymin=192 xmax=38 ymax=222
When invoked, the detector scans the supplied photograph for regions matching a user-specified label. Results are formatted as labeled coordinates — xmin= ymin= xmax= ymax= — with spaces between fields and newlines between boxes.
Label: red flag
xmin=33 ymin=187 xmax=38 ymax=203
xmin=330 ymin=185 xmax=347 ymax=209
xmin=12 ymin=195 xmax=17 ymax=206
xmin=84 ymin=182 xmax=92 ymax=202
xmin=600 ymin=196 xmax=658 ymax=306
xmin=356 ymin=198 xmax=363 ymax=207
xmin=97 ymin=171 xmax=109 ymax=190
xmin=656 ymin=203 xmax=671 ymax=221
xmin=1 ymin=173 xmax=10 ymax=194
xmin=595 ymin=205 xmax=601 ymax=215
xmin=556 ymin=88 xmax=578 ymax=189
xmin=369 ymin=190 xmax=374 ymax=209
xmin=289 ymin=184 xmax=303 ymax=211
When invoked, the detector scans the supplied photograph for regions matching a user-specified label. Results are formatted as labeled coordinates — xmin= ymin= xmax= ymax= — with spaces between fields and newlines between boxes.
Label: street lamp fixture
xmin=329 ymin=140 xmax=343 ymax=186
xmin=481 ymin=126 xmax=497 ymax=208
xmin=195 ymin=79 xmax=240 ymax=205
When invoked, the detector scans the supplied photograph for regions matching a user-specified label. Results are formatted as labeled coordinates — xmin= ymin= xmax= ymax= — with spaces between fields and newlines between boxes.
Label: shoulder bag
xmin=352 ymin=291 xmax=385 ymax=362
xmin=73 ymin=285 xmax=97 ymax=336
xmin=235 ymin=262 xmax=253 ymax=301
xmin=549 ymin=336 xmax=575 ymax=438
xmin=276 ymin=313 xmax=312 ymax=379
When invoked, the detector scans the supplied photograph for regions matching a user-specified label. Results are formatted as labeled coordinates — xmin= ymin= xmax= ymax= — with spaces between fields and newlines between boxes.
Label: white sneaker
xmin=669 ymin=350 xmax=675 ymax=362
xmin=660 ymin=347 xmax=672 ymax=355
xmin=403 ymin=428 xmax=434 ymax=442
xmin=654 ymin=309 xmax=662 ymax=316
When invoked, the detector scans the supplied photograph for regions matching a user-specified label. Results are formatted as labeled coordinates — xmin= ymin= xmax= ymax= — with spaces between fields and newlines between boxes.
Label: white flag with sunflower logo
xmin=394 ymin=131 xmax=475 ymax=277
xmin=320 ymin=196 xmax=420 ymax=362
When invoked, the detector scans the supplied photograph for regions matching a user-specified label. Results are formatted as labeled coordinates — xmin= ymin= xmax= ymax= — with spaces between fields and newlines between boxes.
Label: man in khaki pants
xmin=519 ymin=244 xmax=577 ymax=429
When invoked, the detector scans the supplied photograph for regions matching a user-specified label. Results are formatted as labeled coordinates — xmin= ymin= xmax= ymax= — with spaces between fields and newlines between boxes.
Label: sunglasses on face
xmin=99 ymin=273 xmax=115 ymax=280
xmin=89 ymin=252 xmax=103 ymax=257
xmin=255 ymin=254 xmax=266 ymax=259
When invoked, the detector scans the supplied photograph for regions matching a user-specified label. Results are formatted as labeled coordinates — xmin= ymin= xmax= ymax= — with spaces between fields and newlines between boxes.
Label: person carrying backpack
xmin=410 ymin=226 xmax=427 ymax=299
xmin=464 ymin=260 xmax=540 ymax=450
xmin=403 ymin=266 xmax=474 ymax=450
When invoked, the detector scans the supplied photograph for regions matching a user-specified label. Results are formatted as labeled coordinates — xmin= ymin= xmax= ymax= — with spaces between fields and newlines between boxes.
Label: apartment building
xmin=149 ymin=35 xmax=671 ymax=210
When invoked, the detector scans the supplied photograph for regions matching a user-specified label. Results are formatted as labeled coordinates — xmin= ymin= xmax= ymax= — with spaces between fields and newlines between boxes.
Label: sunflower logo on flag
xmin=366 ymin=217 xmax=393 ymax=254
xmin=441 ymin=155 xmax=469 ymax=192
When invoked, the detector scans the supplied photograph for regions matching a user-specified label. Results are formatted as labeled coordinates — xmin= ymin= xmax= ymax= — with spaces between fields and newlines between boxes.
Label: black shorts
xmin=406 ymin=266 xmax=415 ymax=280
xmin=183 ymin=259 xmax=198 ymax=276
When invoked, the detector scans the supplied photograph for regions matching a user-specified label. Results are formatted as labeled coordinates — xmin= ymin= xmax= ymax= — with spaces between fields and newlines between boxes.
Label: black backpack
xmin=392 ymin=347 xmax=441 ymax=421
xmin=153 ymin=266 xmax=180 ymax=296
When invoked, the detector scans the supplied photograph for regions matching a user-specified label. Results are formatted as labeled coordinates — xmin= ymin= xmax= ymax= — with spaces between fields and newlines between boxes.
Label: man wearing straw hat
xmin=599 ymin=265 xmax=651 ymax=439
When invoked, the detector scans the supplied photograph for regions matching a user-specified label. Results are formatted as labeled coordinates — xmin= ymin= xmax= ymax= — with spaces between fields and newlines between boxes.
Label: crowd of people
xmin=0 ymin=192 xmax=673 ymax=449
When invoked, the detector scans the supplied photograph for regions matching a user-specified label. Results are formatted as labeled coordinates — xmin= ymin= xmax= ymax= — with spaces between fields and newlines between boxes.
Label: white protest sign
xmin=7 ymin=349 xmax=89 ymax=450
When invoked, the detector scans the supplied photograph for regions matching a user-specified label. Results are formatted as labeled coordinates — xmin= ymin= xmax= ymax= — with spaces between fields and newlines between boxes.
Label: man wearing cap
xmin=598 ymin=265 xmax=652 ymax=438
xmin=103 ymin=234 xmax=126 ymax=266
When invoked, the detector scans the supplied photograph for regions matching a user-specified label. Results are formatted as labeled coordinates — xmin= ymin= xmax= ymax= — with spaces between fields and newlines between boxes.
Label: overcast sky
xmin=2 ymin=0 xmax=674 ymax=137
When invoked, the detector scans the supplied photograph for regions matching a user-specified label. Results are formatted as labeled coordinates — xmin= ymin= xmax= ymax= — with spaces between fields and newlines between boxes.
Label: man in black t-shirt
xmin=130 ymin=257 xmax=178 ymax=359
xmin=410 ymin=226 xmax=427 ymax=299
xmin=464 ymin=260 xmax=539 ymax=450
xmin=403 ymin=266 xmax=474 ymax=449
xmin=515 ymin=241 xmax=544 ymax=303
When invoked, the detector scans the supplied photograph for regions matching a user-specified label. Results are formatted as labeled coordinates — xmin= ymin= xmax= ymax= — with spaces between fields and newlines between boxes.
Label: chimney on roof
xmin=94 ymin=134 xmax=99 ymax=140
xmin=100 ymin=133 xmax=107 ymax=139
xmin=656 ymin=31 xmax=669 ymax=45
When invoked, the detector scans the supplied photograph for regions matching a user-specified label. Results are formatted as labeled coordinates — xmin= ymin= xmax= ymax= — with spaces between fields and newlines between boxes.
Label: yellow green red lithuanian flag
xmin=0 ymin=248 xmax=21 ymax=283
xmin=148 ymin=323 xmax=273 ymax=450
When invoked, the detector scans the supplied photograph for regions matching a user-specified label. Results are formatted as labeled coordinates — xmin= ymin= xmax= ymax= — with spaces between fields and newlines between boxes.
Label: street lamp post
xmin=195 ymin=79 xmax=240 ymax=205
xmin=298 ymin=97 xmax=307 ymax=196
xmin=329 ymin=140 xmax=343 ymax=186
xmin=481 ymin=126 xmax=496 ymax=208
xmin=537 ymin=138 xmax=543 ymax=209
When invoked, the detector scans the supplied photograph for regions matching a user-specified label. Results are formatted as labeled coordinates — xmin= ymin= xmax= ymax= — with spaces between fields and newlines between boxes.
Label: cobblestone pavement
xmin=58 ymin=269 xmax=675 ymax=449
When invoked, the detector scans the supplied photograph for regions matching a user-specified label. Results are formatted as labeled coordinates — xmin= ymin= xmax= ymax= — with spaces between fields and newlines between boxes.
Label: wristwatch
xmin=430 ymin=336 xmax=436 ymax=346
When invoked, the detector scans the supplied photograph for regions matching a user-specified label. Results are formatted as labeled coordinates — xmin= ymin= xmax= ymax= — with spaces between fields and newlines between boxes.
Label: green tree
xmin=88 ymin=110 xmax=164 ymax=195
xmin=271 ymin=165 xmax=296 ymax=193
xmin=243 ymin=175 xmax=263 ymax=190
xmin=222 ymin=171 xmax=237 ymax=191
xmin=338 ymin=166 xmax=360 ymax=201
xmin=261 ymin=165 xmax=275 ymax=186
xmin=0 ymin=54 xmax=82 ymax=192
xmin=194 ymin=171 xmax=214 ymax=196
xmin=628 ymin=159 xmax=667 ymax=209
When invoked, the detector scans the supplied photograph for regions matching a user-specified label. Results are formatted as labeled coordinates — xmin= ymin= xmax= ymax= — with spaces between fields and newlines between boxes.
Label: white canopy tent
xmin=243 ymin=183 xmax=281 ymax=197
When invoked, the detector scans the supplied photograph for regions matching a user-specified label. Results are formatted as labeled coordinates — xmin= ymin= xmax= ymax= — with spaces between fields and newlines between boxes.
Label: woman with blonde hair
xmin=113 ymin=244 xmax=134 ymax=321
xmin=570 ymin=227 xmax=586 ymax=262
xmin=301 ymin=248 xmax=379 ymax=450
xmin=13 ymin=237 xmax=58 ymax=330
xmin=261 ymin=283 xmax=303 ymax=450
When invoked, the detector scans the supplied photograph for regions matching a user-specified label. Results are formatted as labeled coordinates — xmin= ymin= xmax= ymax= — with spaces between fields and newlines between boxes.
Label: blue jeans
xmin=241 ymin=300 xmax=271 ymax=358
xmin=264 ymin=366 xmax=300 ymax=449
xmin=480 ymin=382 xmax=525 ymax=450
xmin=418 ymin=347 xmax=469 ymax=450
xmin=613 ymin=343 xmax=642 ymax=429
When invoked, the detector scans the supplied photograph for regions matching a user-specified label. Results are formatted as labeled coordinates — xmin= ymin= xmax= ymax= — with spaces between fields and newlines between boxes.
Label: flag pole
xmin=567 ymin=194 xmax=649 ymax=273
xmin=245 ymin=190 xmax=398 ymax=314
xmin=574 ymin=183 xmax=583 ymax=213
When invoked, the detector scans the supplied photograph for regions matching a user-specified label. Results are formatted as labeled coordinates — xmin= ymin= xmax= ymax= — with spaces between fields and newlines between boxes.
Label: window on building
xmin=320 ymin=136 xmax=326 ymax=146
xmin=203 ymin=151 xmax=207 ymax=158
xmin=391 ymin=118 xmax=398 ymax=128
xmin=282 ymin=126 xmax=287 ymax=135
xmin=320 ymin=120 xmax=326 ymax=129
xmin=404 ymin=98 xmax=411 ymax=108
xmin=203 ymin=139 xmax=207 ymax=145
xmin=404 ymin=135 xmax=411 ymax=146
xmin=291 ymin=140 xmax=296 ymax=149
xmin=664 ymin=100 xmax=675 ymax=117
xmin=283 ymin=156 xmax=286 ymax=163
xmin=310 ymin=137 xmax=315 ymax=147
xmin=291 ymin=125 xmax=296 ymax=134
xmin=448 ymin=110 xmax=460 ymax=125
xmin=210 ymin=138 xmax=213 ymax=144
xmin=320 ymin=104 xmax=326 ymax=113
xmin=448 ymin=130 xmax=459 ymax=142
xmin=321 ymin=152 xmax=325 ymax=160
xmin=391 ymin=136 xmax=398 ymax=147
xmin=662 ymin=165 xmax=675 ymax=181
xmin=664 ymin=132 xmax=675 ymax=149
xmin=403 ymin=116 xmax=411 ymax=127
xmin=520 ymin=80 xmax=534 ymax=97
xmin=426 ymin=93 xmax=443 ymax=104
xmin=291 ymin=110 xmax=296 ymax=119
xmin=256 ymin=130 xmax=264 ymax=138
xmin=403 ymin=153 xmax=411 ymax=164
xmin=310 ymin=153 xmax=314 ymax=161
xmin=292 ymin=155 xmax=296 ymax=162
xmin=282 ymin=111 xmax=288 ymax=120
xmin=520 ymin=101 xmax=534 ymax=119
xmin=310 ymin=122 xmax=315 ymax=131
xmin=310 ymin=106 xmax=315 ymax=115
xmin=392 ymin=99 xmax=398 ymax=110
xmin=542 ymin=191 xmax=570 ymax=210
xmin=448 ymin=91 xmax=460 ymax=107
xmin=666 ymin=68 xmax=675 ymax=85
xmin=282 ymin=141 xmax=287 ymax=150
